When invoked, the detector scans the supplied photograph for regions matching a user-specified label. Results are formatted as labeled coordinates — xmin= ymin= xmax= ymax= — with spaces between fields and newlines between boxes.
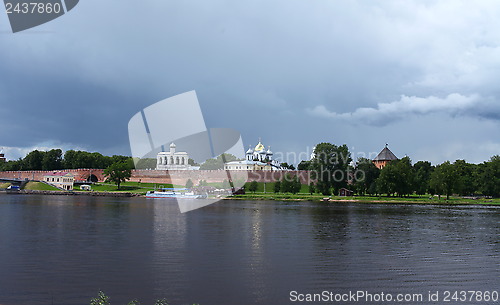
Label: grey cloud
xmin=306 ymin=93 xmax=500 ymax=126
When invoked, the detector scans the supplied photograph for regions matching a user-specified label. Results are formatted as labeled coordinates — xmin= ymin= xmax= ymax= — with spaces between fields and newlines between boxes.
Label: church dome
xmin=170 ymin=142 xmax=176 ymax=148
xmin=246 ymin=146 xmax=254 ymax=154
xmin=254 ymin=142 xmax=265 ymax=152
xmin=266 ymin=148 xmax=273 ymax=155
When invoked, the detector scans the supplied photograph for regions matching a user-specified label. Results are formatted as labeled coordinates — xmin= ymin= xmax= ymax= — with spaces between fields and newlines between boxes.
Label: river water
xmin=0 ymin=195 xmax=498 ymax=305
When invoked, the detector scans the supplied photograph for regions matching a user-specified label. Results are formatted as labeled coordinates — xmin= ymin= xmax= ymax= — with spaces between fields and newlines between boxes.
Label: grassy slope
xmin=0 ymin=183 xmax=11 ymax=188
xmin=24 ymin=182 xmax=60 ymax=191
xmin=75 ymin=181 xmax=179 ymax=194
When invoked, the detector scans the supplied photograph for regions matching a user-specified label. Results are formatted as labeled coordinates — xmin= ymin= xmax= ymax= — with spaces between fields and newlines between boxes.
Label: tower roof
xmin=374 ymin=145 xmax=398 ymax=161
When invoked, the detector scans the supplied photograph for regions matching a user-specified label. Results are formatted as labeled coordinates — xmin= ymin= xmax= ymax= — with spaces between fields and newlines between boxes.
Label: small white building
xmin=43 ymin=172 xmax=74 ymax=190
xmin=156 ymin=143 xmax=191 ymax=170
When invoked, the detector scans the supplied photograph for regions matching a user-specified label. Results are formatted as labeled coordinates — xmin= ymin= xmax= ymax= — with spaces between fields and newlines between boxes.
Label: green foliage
xmin=453 ymin=159 xmax=477 ymax=196
xmin=309 ymin=142 xmax=352 ymax=195
xmin=353 ymin=157 xmax=380 ymax=196
xmin=0 ymin=159 xmax=22 ymax=171
xmin=90 ymin=291 xmax=110 ymax=305
xmin=135 ymin=158 xmax=157 ymax=169
xmin=413 ymin=161 xmax=433 ymax=195
xmin=297 ymin=160 xmax=311 ymax=170
xmin=430 ymin=161 xmax=457 ymax=200
xmin=273 ymin=180 xmax=281 ymax=193
xmin=308 ymin=182 xmax=316 ymax=195
xmin=248 ymin=180 xmax=258 ymax=193
xmin=478 ymin=155 xmax=500 ymax=197
xmin=188 ymin=158 xmax=198 ymax=166
xmin=89 ymin=291 xmax=170 ymax=305
xmin=42 ymin=149 xmax=63 ymax=170
xmin=375 ymin=156 xmax=414 ymax=197
xmin=198 ymin=179 xmax=208 ymax=186
xmin=280 ymin=162 xmax=296 ymax=170
xmin=199 ymin=153 xmax=238 ymax=170
xmin=24 ymin=181 xmax=60 ymax=191
xmin=279 ymin=173 xmax=301 ymax=194
xmin=104 ymin=161 xmax=132 ymax=190
xmin=185 ymin=178 xmax=194 ymax=189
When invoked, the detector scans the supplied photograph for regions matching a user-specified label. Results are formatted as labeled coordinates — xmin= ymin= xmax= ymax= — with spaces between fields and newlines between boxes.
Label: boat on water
xmin=145 ymin=188 xmax=207 ymax=199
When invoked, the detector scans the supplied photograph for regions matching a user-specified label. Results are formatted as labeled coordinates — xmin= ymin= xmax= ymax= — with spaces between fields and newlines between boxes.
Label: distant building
xmin=224 ymin=140 xmax=284 ymax=171
xmin=0 ymin=152 xmax=5 ymax=163
xmin=338 ymin=188 xmax=354 ymax=197
xmin=43 ymin=172 xmax=74 ymax=190
xmin=373 ymin=144 xmax=398 ymax=169
xmin=156 ymin=143 xmax=191 ymax=170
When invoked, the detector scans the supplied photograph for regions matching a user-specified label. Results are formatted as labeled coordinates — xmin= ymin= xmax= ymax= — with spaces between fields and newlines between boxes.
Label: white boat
xmin=145 ymin=188 xmax=206 ymax=199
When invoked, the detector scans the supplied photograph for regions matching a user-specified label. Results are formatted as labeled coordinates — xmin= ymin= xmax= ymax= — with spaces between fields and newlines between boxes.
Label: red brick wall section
xmin=0 ymin=169 xmax=105 ymax=182
xmin=0 ymin=169 xmax=315 ymax=185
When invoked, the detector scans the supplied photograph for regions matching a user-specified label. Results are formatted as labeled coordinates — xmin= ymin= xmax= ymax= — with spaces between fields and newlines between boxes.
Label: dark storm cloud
xmin=0 ymin=0 xmax=499 ymax=163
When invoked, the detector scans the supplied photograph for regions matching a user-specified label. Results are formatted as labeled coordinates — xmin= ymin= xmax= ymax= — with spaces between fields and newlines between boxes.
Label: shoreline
xmin=224 ymin=195 xmax=500 ymax=206
xmin=0 ymin=189 xmax=139 ymax=197
xmin=1 ymin=190 xmax=498 ymax=206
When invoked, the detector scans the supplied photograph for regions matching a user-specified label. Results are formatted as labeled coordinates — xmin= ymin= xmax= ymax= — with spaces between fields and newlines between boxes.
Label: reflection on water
xmin=0 ymin=195 xmax=498 ymax=304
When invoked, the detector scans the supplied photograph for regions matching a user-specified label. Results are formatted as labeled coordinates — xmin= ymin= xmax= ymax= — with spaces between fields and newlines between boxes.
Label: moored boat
xmin=145 ymin=188 xmax=207 ymax=199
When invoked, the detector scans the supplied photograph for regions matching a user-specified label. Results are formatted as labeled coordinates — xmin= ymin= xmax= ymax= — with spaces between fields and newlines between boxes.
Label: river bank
xmin=0 ymin=189 xmax=139 ymax=197
xmin=227 ymin=193 xmax=500 ymax=205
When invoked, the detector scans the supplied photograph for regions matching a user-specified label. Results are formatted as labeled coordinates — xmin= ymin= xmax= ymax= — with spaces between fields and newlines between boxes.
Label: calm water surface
xmin=0 ymin=195 xmax=498 ymax=305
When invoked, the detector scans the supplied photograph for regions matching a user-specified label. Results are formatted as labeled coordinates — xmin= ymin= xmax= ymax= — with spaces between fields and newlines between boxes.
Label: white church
xmin=156 ymin=143 xmax=191 ymax=170
xmin=224 ymin=140 xmax=284 ymax=171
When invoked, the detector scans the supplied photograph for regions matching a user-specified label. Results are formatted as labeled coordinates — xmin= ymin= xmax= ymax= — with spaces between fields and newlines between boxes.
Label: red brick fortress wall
xmin=0 ymin=169 xmax=314 ymax=185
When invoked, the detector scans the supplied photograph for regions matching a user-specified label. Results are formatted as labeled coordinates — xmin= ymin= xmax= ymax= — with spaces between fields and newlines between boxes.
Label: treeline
xmin=352 ymin=156 xmax=500 ymax=199
xmin=298 ymin=142 xmax=499 ymax=198
xmin=0 ymin=149 xmax=132 ymax=171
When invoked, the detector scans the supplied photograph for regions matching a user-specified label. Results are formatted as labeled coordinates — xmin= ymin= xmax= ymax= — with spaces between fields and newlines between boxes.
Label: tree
xmin=274 ymin=180 xmax=281 ymax=193
xmin=353 ymin=157 xmax=380 ymax=196
xmin=309 ymin=142 xmax=351 ymax=195
xmin=393 ymin=156 xmax=414 ymax=196
xmin=185 ymin=178 xmax=194 ymax=189
xmin=376 ymin=156 xmax=414 ymax=197
xmin=478 ymin=155 xmax=500 ymax=197
xmin=297 ymin=160 xmax=311 ymax=170
xmin=453 ymin=159 xmax=478 ymax=196
xmin=103 ymin=161 xmax=132 ymax=190
xmin=308 ymin=182 xmax=316 ymax=195
xmin=280 ymin=162 xmax=296 ymax=170
xmin=290 ymin=175 xmax=302 ymax=194
xmin=413 ymin=161 xmax=433 ymax=195
xmin=22 ymin=150 xmax=44 ymax=170
xmin=280 ymin=173 xmax=292 ymax=193
xmin=430 ymin=161 xmax=457 ymax=200
xmin=135 ymin=158 xmax=157 ymax=169
xmin=248 ymin=180 xmax=258 ymax=193
xmin=200 ymin=153 xmax=238 ymax=170
xmin=42 ymin=149 xmax=63 ymax=170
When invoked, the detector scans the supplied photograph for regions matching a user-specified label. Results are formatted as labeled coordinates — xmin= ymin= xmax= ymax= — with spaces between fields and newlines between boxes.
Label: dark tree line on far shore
xmin=0 ymin=149 xmax=132 ymax=171
xmin=298 ymin=142 xmax=500 ymax=198
xmin=352 ymin=155 xmax=500 ymax=199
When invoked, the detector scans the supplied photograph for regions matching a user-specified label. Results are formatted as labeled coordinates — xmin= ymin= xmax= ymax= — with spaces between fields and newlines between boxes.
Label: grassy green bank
xmin=231 ymin=192 xmax=500 ymax=205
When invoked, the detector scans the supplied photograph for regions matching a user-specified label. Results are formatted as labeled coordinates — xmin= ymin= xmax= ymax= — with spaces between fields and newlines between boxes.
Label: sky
xmin=0 ymin=0 xmax=499 ymax=165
